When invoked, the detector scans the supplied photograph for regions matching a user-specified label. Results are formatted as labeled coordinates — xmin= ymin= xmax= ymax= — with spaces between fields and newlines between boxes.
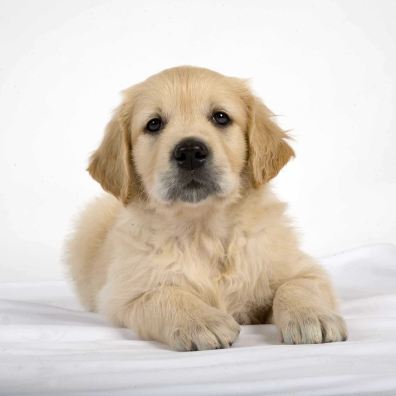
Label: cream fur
xmin=65 ymin=66 xmax=347 ymax=351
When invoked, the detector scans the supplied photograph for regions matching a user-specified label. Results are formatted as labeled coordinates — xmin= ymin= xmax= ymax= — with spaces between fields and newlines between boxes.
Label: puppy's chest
xmin=158 ymin=228 xmax=273 ymax=309
xmin=120 ymin=217 xmax=273 ymax=318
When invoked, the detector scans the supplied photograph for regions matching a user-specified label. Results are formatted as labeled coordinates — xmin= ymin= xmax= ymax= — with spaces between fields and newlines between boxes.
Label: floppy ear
xmin=247 ymin=96 xmax=295 ymax=187
xmin=87 ymin=99 xmax=136 ymax=205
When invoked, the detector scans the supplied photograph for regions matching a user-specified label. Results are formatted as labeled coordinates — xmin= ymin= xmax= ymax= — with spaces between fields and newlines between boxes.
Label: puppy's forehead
xmin=133 ymin=67 xmax=248 ymax=121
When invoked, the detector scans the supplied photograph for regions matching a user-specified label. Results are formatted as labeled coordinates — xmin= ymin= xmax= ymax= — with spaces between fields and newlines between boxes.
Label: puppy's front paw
xmin=170 ymin=310 xmax=240 ymax=351
xmin=279 ymin=308 xmax=347 ymax=344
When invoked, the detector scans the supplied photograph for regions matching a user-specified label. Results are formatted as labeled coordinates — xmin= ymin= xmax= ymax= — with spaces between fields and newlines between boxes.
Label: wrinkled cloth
xmin=1 ymin=244 xmax=396 ymax=395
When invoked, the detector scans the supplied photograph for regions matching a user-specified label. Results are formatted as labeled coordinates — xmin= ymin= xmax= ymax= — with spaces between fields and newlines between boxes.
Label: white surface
xmin=1 ymin=244 xmax=396 ymax=395
xmin=0 ymin=0 xmax=395 ymax=281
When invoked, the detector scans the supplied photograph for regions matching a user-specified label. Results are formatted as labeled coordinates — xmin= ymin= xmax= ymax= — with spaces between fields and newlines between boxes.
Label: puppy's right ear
xmin=87 ymin=94 xmax=136 ymax=205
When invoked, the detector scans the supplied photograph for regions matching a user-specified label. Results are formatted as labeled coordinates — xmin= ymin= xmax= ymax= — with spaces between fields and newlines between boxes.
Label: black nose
xmin=173 ymin=138 xmax=209 ymax=170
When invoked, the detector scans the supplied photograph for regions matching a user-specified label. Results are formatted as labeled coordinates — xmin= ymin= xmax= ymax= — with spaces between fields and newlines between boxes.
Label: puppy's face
xmin=131 ymin=69 xmax=248 ymax=205
xmin=88 ymin=67 xmax=294 ymax=208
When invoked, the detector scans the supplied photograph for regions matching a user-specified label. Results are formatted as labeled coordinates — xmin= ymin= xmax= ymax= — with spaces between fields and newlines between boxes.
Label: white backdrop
xmin=0 ymin=0 xmax=395 ymax=281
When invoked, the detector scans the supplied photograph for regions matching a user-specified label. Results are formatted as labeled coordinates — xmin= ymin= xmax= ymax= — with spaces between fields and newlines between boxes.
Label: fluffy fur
xmin=65 ymin=66 xmax=347 ymax=351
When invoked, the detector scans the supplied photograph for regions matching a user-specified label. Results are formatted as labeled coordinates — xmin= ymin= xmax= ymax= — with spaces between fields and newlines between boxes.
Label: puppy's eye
xmin=212 ymin=112 xmax=231 ymax=127
xmin=145 ymin=117 xmax=163 ymax=133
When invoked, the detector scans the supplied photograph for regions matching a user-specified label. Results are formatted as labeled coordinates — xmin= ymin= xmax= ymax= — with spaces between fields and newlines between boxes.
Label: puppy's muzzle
xmin=173 ymin=138 xmax=209 ymax=170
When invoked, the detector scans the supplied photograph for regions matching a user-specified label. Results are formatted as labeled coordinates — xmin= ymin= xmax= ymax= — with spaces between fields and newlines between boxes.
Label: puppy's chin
xmin=160 ymin=178 xmax=220 ymax=205
xmin=168 ymin=180 xmax=219 ymax=204
xmin=150 ymin=170 xmax=239 ymax=208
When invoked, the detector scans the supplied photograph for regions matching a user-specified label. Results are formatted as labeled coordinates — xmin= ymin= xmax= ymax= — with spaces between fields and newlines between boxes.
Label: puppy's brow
xmin=143 ymin=109 xmax=168 ymax=124
xmin=210 ymin=104 xmax=229 ymax=113
xmin=145 ymin=112 xmax=162 ymax=120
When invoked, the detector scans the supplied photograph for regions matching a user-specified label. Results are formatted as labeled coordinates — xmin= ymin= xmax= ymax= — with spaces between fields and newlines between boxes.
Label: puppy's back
xmin=65 ymin=194 xmax=121 ymax=310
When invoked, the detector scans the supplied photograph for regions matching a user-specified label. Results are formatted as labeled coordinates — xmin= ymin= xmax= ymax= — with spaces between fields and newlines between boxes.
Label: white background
xmin=0 ymin=0 xmax=395 ymax=281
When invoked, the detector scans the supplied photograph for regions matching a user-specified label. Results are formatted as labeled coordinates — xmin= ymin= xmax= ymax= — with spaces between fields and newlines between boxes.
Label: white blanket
xmin=1 ymin=245 xmax=396 ymax=395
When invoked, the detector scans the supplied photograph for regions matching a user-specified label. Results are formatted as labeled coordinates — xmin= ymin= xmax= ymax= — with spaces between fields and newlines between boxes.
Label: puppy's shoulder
xmin=232 ymin=185 xmax=288 ymax=230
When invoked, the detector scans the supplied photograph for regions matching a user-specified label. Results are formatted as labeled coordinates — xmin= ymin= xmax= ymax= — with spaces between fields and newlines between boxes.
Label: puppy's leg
xmin=272 ymin=264 xmax=347 ymax=344
xmin=103 ymin=287 xmax=240 ymax=351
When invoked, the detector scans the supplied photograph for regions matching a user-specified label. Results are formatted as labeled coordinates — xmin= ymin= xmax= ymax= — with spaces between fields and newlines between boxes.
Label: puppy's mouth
xmin=161 ymin=169 xmax=222 ymax=203
xmin=185 ymin=179 xmax=202 ymax=189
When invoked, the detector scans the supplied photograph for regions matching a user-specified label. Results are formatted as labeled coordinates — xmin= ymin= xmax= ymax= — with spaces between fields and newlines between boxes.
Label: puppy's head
xmin=88 ymin=66 xmax=294 ymax=207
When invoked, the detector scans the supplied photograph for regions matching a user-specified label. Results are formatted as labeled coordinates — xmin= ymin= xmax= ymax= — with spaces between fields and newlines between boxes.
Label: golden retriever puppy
xmin=65 ymin=66 xmax=347 ymax=351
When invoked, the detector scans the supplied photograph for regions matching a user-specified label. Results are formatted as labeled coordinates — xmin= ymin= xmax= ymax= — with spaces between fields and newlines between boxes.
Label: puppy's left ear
xmin=247 ymin=96 xmax=295 ymax=187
